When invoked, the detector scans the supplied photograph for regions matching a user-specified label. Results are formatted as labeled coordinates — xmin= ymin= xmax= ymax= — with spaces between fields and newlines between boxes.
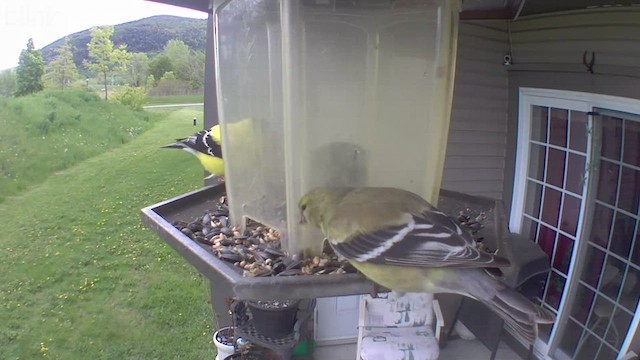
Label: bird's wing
xmin=175 ymin=129 xmax=222 ymax=158
xmin=202 ymin=129 xmax=223 ymax=157
xmin=329 ymin=209 xmax=510 ymax=268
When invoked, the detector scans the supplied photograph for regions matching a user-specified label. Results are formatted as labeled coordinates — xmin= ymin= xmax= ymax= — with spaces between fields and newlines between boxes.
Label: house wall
xmin=503 ymin=7 xmax=640 ymax=212
xmin=442 ymin=21 xmax=509 ymax=200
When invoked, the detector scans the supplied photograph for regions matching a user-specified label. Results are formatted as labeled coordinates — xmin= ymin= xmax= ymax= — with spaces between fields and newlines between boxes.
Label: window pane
xmin=538 ymin=225 xmax=556 ymax=258
xmin=575 ymin=332 xmax=600 ymax=359
xmin=539 ymin=322 xmax=553 ymax=343
xmin=623 ymin=120 xmax=640 ymax=166
xmin=590 ymin=203 xmax=614 ymax=248
xmin=581 ymin=245 xmax=606 ymax=288
xmin=600 ymin=116 xmax=622 ymax=160
xmin=618 ymin=166 xmax=639 ymax=214
xmin=596 ymin=160 xmax=619 ymax=206
xmin=554 ymin=234 xmax=574 ymax=274
xmin=542 ymin=187 xmax=562 ymax=227
xmin=529 ymin=273 xmax=548 ymax=302
xmin=528 ymin=143 xmax=546 ymax=181
xmin=610 ymin=212 xmax=635 ymax=259
xmin=570 ymin=110 xmax=588 ymax=152
xmin=546 ymin=148 xmax=566 ymax=188
xmin=550 ymin=108 xmax=568 ymax=147
xmin=631 ymin=231 xmax=640 ymax=267
xmin=601 ymin=256 xmax=625 ymax=300
xmin=591 ymin=295 xmax=615 ymax=337
xmin=525 ymin=180 xmax=543 ymax=218
xmin=521 ymin=217 xmax=539 ymax=241
xmin=609 ymin=306 xmax=633 ymax=349
xmin=545 ymin=272 xmax=565 ymax=310
xmin=596 ymin=345 xmax=618 ymax=360
xmin=560 ymin=194 xmax=581 ymax=236
xmin=566 ymin=152 xmax=586 ymax=195
xmin=621 ymin=266 xmax=640 ymax=312
xmin=531 ymin=105 xmax=548 ymax=142
xmin=556 ymin=318 xmax=584 ymax=358
xmin=572 ymin=284 xmax=595 ymax=324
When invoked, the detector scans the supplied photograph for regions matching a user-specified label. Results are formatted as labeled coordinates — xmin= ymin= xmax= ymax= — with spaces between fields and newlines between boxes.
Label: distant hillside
xmin=41 ymin=15 xmax=207 ymax=68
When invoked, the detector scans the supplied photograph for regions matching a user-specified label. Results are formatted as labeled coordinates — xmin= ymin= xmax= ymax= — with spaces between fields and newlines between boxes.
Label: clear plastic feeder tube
xmin=215 ymin=0 xmax=461 ymax=256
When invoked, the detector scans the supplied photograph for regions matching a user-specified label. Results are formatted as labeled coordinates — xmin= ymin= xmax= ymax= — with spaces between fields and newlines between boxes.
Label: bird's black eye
xmin=300 ymin=204 xmax=307 ymax=211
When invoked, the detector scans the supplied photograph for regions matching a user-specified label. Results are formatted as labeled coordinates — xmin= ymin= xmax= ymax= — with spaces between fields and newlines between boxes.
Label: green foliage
xmin=148 ymin=54 xmax=173 ymax=81
xmin=146 ymin=38 xmax=206 ymax=96
xmin=45 ymin=37 xmax=79 ymax=89
xmin=37 ymin=17 xmax=207 ymax=93
xmin=41 ymin=16 xmax=207 ymax=67
xmin=15 ymin=38 xmax=45 ymax=96
xmin=188 ymin=50 xmax=206 ymax=89
xmin=146 ymin=74 xmax=156 ymax=88
xmin=110 ymin=86 xmax=147 ymax=111
xmin=0 ymin=88 xmax=157 ymax=201
xmin=84 ymin=26 xmax=131 ymax=100
xmin=0 ymin=108 xmax=214 ymax=359
xmin=160 ymin=39 xmax=205 ymax=91
xmin=164 ymin=39 xmax=191 ymax=80
xmin=148 ymin=78 xmax=192 ymax=97
xmin=160 ymin=71 xmax=176 ymax=81
xmin=0 ymin=69 xmax=17 ymax=96
xmin=127 ymin=52 xmax=149 ymax=87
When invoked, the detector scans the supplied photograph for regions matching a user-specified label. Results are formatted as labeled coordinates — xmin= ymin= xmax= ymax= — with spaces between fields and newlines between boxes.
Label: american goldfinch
xmin=162 ymin=125 xmax=224 ymax=179
xmin=299 ymin=187 xmax=555 ymax=344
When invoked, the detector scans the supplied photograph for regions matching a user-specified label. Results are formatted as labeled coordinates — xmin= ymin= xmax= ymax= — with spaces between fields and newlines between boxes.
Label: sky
xmin=0 ymin=0 xmax=208 ymax=71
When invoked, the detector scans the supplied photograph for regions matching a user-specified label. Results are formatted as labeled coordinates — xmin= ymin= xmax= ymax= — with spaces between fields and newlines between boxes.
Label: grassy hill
xmin=0 ymin=88 xmax=160 ymax=202
xmin=0 ymin=106 xmax=214 ymax=359
xmin=40 ymin=15 xmax=207 ymax=67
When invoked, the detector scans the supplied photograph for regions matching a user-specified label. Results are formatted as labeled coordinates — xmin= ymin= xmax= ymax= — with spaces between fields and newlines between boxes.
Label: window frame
xmin=511 ymin=87 xmax=640 ymax=359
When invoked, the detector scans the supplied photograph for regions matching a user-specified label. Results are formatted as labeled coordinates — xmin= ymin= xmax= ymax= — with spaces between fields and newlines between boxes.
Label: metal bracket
xmin=583 ymin=51 xmax=595 ymax=74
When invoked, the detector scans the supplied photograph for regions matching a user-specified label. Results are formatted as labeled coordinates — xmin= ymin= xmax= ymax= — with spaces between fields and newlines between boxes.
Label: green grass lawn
xmin=0 ymin=108 xmax=217 ymax=359
xmin=145 ymin=94 xmax=204 ymax=106
xmin=0 ymin=89 xmax=159 ymax=202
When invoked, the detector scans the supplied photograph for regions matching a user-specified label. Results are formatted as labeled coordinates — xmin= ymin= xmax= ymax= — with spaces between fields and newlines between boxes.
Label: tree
xmin=160 ymin=71 xmax=176 ymax=81
xmin=145 ymin=74 xmax=156 ymax=88
xmin=187 ymin=50 xmax=205 ymax=90
xmin=84 ymin=26 xmax=130 ymax=100
xmin=45 ymin=37 xmax=79 ymax=89
xmin=127 ymin=52 xmax=148 ymax=87
xmin=15 ymin=38 xmax=45 ymax=96
xmin=148 ymin=54 xmax=173 ymax=83
xmin=0 ymin=69 xmax=17 ymax=97
xmin=163 ymin=39 xmax=190 ymax=80
xmin=110 ymin=85 xmax=146 ymax=111
xmin=162 ymin=39 xmax=205 ymax=91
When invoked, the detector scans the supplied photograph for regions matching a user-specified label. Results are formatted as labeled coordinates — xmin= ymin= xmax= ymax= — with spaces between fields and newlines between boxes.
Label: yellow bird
xmin=299 ymin=186 xmax=555 ymax=344
xmin=162 ymin=125 xmax=224 ymax=179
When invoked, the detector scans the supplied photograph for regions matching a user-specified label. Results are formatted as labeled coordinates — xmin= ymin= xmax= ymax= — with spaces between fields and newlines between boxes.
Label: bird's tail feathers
xmin=481 ymin=287 xmax=555 ymax=344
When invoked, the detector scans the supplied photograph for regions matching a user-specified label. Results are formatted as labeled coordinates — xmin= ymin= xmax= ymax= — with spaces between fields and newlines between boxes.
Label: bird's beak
xmin=299 ymin=213 xmax=307 ymax=225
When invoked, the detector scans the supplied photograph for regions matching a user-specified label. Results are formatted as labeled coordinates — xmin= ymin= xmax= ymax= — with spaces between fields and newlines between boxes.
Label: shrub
xmin=110 ymin=86 xmax=147 ymax=111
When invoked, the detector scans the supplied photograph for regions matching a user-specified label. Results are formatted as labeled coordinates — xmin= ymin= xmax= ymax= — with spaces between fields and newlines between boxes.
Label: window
xmin=511 ymin=89 xmax=640 ymax=360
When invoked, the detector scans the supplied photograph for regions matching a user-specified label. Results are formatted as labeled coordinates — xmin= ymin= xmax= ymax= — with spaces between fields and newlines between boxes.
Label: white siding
xmin=443 ymin=21 xmax=509 ymax=199
xmin=509 ymin=8 xmax=640 ymax=79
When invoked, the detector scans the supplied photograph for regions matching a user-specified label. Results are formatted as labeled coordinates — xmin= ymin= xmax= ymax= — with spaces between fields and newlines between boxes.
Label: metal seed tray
xmin=140 ymin=184 xmax=376 ymax=301
xmin=140 ymin=184 xmax=548 ymax=301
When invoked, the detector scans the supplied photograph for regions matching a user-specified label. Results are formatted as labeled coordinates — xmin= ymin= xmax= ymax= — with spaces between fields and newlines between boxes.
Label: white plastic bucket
xmin=213 ymin=327 xmax=235 ymax=360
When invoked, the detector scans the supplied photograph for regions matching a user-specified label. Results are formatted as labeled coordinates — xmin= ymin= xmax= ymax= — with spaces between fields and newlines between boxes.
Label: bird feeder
xmin=215 ymin=0 xmax=461 ymax=256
